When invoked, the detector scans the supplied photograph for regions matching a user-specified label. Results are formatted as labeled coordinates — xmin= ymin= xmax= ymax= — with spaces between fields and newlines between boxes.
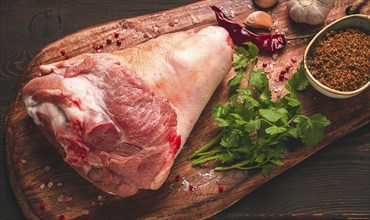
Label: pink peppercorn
xmin=106 ymin=39 xmax=112 ymax=44
xmin=175 ymin=175 xmax=181 ymax=181
xmin=116 ymin=40 xmax=121 ymax=46
xmin=64 ymin=55 xmax=69 ymax=60
xmin=39 ymin=203 xmax=45 ymax=211
xmin=263 ymin=62 xmax=267 ymax=68
xmin=189 ymin=185 xmax=194 ymax=191
xmin=114 ymin=32 xmax=119 ymax=38
xmin=218 ymin=185 xmax=224 ymax=192
xmin=59 ymin=215 xmax=65 ymax=220
xmin=279 ymin=74 xmax=285 ymax=81
xmin=43 ymin=177 xmax=50 ymax=184
xmin=60 ymin=50 xmax=66 ymax=56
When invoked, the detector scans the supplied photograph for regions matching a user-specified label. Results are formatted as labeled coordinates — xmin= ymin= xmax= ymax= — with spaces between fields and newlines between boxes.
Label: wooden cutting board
xmin=5 ymin=0 xmax=370 ymax=219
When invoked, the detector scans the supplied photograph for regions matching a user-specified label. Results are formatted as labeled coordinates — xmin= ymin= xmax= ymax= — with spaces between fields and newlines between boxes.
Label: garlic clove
xmin=288 ymin=0 xmax=335 ymax=25
xmin=245 ymin=11 xmax=273 ymax=30
xmin=253 ymin=0 xmax=278 ymax=8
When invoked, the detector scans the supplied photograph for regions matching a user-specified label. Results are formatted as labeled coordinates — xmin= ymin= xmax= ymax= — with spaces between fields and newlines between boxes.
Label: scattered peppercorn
xmin=168 ymin=20 xmax=175 ymax=27
xmin=280 ymin=69 xmax=286 ymax=74
xmin=39 ymin=203 xmax=46 ymax=211
xmin=99 ymin=44 xmax=103 ymax=49
xmin=114 ymin=32 xmax=119 ymax=38
xmin=263 ymin=62 xmax=267 ymax=68
xmin=279 ymin=74 xmax=285 ymax=81
xmin=106 ymin=39 xmax=112 ymax=44
xmin=59 ymin=215 xmax=65 ymax=220
xmin=218 ymin=185 xmax=224 ymax=192
xmin=175 ymin=175 xmax=181 ymax=181
xmin=43 ymin=177 xmax=50 ymax=184
xmin=116 ymin=40 xmax=121 ymax=46
xmin=308 ymin=28 xmax=370 ymax=92
xmin=188 ymin=184 xmax=194 ymax=191
xmin=60 ymin=50 xmax=66 ymax=56
xmin=64 ymin=55 xmax=69 ymax=60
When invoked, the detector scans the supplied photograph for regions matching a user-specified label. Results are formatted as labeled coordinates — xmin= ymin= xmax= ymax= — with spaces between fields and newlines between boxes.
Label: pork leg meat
xmin=22 ymin=26 xmax=233 ymax=197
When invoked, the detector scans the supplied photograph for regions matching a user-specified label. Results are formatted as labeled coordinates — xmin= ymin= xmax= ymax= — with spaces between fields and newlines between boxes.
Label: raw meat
xmin=22 ymin=26 xmax=233 ymax=197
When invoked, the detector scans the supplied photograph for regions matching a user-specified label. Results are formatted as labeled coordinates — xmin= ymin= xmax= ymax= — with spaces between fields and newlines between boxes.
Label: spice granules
xmin=308 ymin=28 xmax=369 ymax=92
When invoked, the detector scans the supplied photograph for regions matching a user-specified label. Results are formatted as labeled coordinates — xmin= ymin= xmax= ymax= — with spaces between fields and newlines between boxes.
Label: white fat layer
xmin=25 ymin=99 xmax=66 ymax=129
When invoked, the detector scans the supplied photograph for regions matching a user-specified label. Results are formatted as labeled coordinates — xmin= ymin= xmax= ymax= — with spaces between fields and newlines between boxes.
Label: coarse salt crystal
xmin=44 ymin=165 xmax=51 ymax=172
xmin=66 ymin=206 xmax=71 ymax=211
xmin=181 ymin=179 xmax=190 ymax=190
xmin=21 ymin=159 xmax=27 ymax=164
xmin=47 ymin=182 xmax=53 ymax=188
xmin=40 ymin=183 xmax=46 ymax=190
xmin=200 ymin=169 xmax=215 ymax=180
xmin=63 ymin=196 xmax=73 ymax=203
xmin=97 ymin=195 xmax=103 ymax=201
xmin=57 ymin=195 xmax=64 ymax=203
xmin=57 ymin=183 xmax=63 ymax=187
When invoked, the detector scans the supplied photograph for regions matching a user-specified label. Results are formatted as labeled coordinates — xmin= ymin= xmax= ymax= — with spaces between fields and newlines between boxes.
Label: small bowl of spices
xmin=304 ymin=14 xmax=370 ymax=98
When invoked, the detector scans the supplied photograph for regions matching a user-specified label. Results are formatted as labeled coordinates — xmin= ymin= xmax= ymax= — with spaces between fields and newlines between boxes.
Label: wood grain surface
xmin=1 ymin=0 xmax=370 ymax=220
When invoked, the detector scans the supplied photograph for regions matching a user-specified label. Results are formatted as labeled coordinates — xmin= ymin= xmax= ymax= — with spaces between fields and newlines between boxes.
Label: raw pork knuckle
xmin=22 ymin=26 xmax=233 ymax=197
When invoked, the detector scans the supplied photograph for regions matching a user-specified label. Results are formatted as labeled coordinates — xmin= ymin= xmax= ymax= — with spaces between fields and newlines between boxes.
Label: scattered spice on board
xmin=308 ymin=28 xmax=370 ymax=91
xmin=39 ymin=203 xmax=46 ymax=211
xmin=175 ymin=174 xmax=181 ymax=181
xmin=44 ymin=165 xmax=51 ymax=172
xmin=82 ymin=209 xmax=90 ymax=215
xmin=218 ymin=185 xmax=224 ymax=192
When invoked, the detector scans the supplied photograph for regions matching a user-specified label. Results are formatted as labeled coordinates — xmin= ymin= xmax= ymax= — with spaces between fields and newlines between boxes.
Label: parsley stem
xmin=191 ymin=155 xmax=221 ymax=166
xmin=188 ymin=133 xmax=222 ymax=160
xmin=215 ymin=161 xmax=266 ymax=171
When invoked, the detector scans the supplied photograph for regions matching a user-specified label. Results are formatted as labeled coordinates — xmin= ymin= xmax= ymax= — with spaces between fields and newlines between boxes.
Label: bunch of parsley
xmin=188 ymin=42 xmax=330 ymax=176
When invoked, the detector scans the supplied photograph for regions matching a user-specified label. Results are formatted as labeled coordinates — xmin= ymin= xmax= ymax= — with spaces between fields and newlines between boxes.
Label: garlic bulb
xmin=245 ymin=11 xmax=273 ymax=30
xmin=254 ymin=0 xmax=278 ymax=8
xmin=288 ymin=0 xmax=335 ymax=25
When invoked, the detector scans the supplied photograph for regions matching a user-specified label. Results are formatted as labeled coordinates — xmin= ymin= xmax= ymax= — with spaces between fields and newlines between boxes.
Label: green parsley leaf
xmin=228 ymin=72 xmax=243 ymax=93
xmin=287 ymin=62 xmax=309 ymax=91
xmin=261 ymin=164 xmax=272 ymax=177
xmin=265 ymin=126 xmax=287 ymax=135
xmin=259 ymin=108 xmax=288 ymax=123
xmin=309 ymin=113 xmax=331 ymax=128
xmin=189 ymin=43 xmax=330 ymax=177
xmin=249 ymin=68 xmax=268 ymax=90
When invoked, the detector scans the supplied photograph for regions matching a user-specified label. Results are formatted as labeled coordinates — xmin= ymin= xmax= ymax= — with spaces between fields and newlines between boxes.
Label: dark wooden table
xmin=1 ymin=1 xmax=369 ymax=219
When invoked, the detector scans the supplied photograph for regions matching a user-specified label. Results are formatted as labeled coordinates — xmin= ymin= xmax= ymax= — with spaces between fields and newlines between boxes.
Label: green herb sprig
xmin=188 ymin=42 xmax=330 ymax=176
